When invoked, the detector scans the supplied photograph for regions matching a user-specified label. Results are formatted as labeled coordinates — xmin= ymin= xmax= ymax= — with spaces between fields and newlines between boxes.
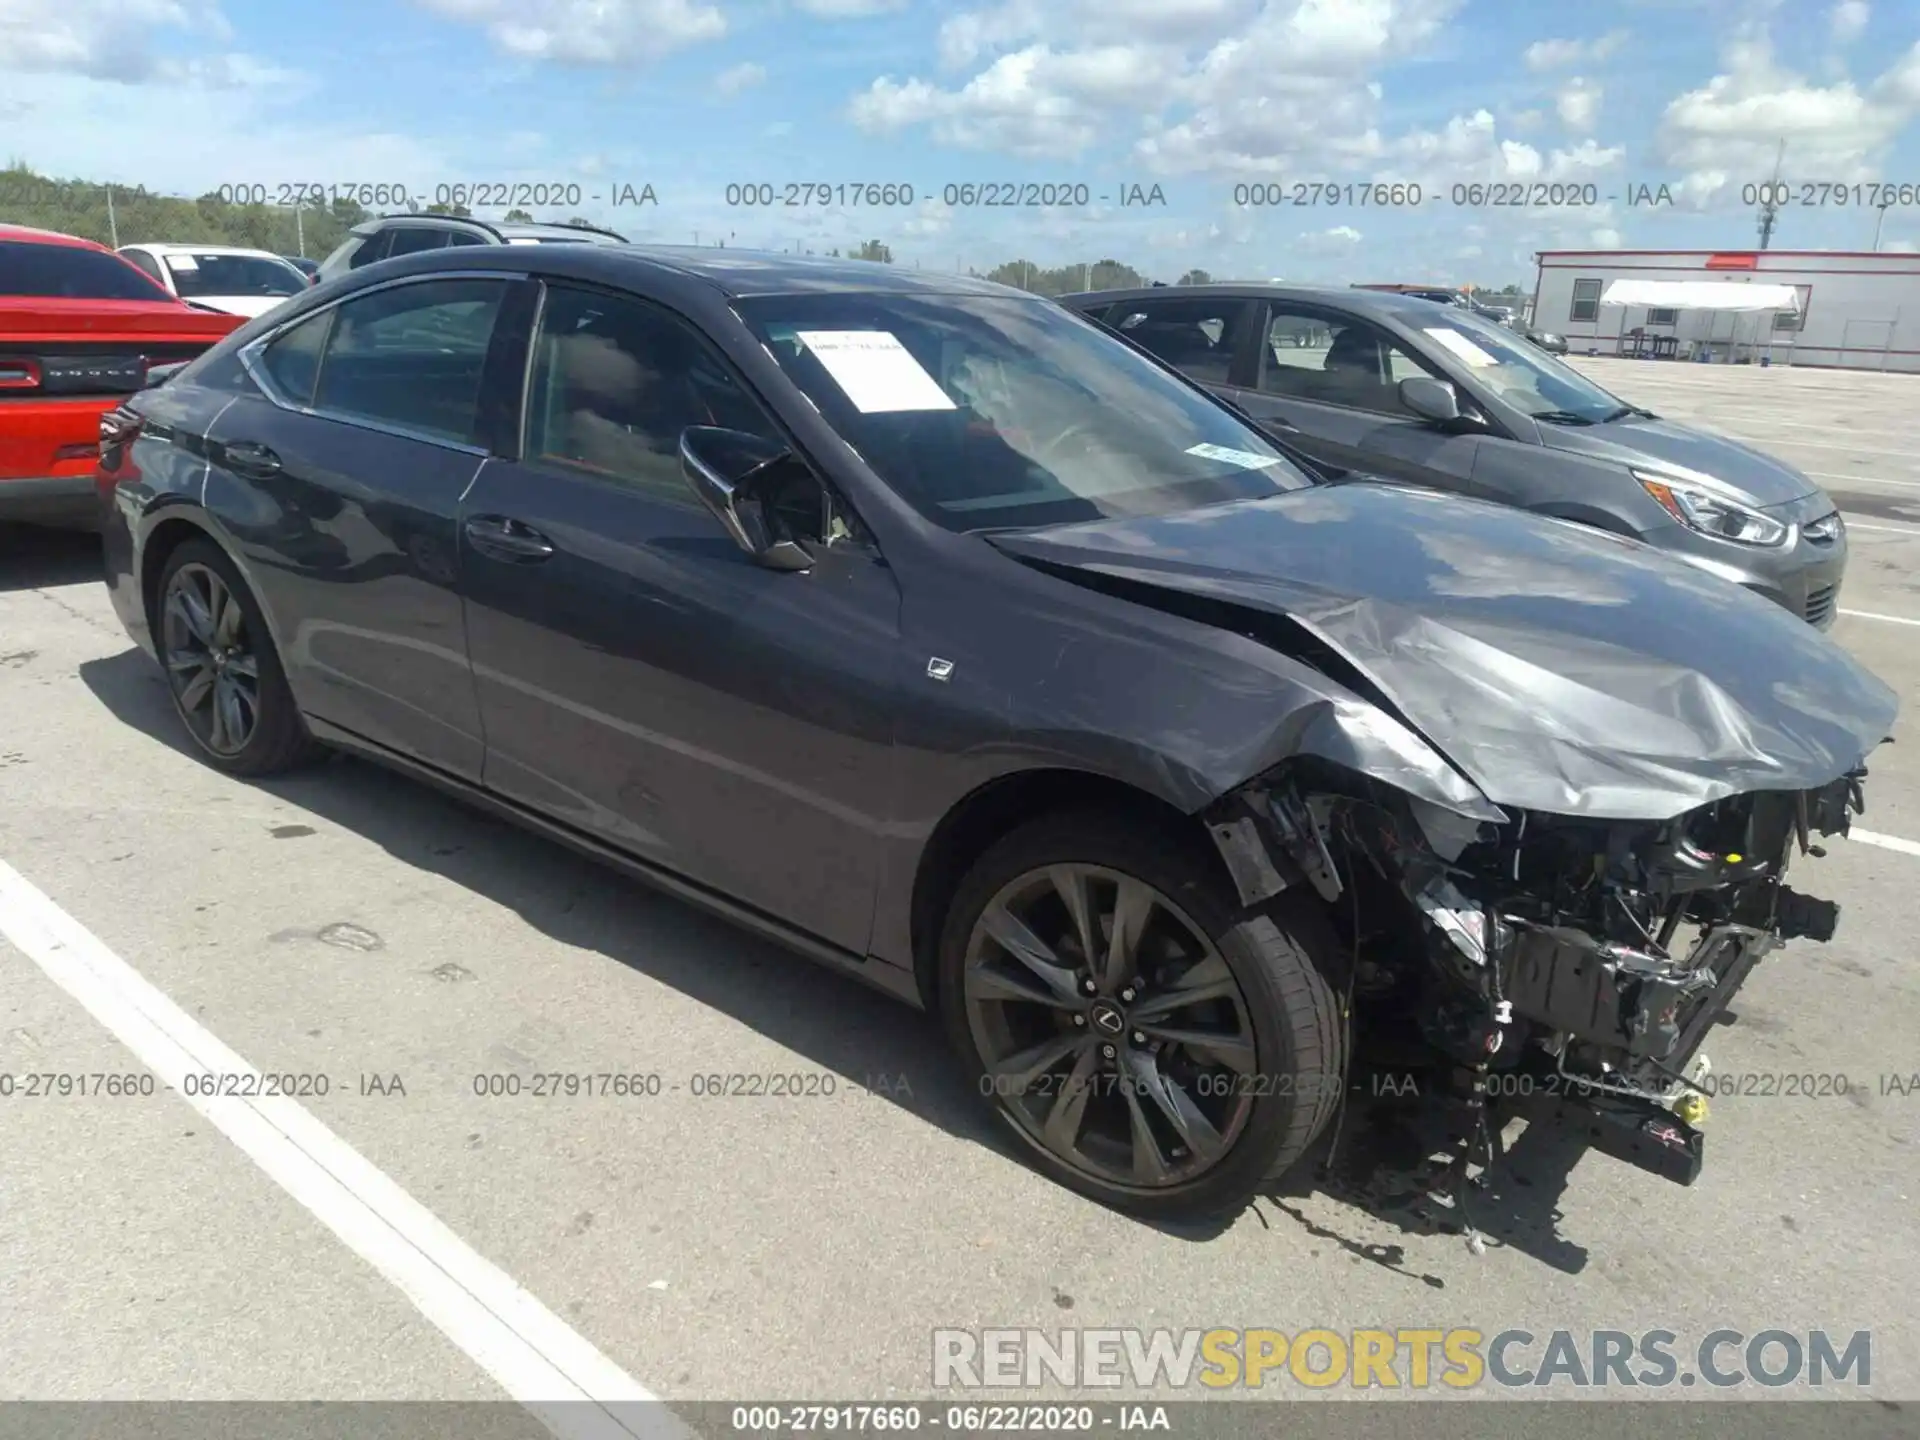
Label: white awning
xmin=1599 ymin=279 xmax=1801 ymax=312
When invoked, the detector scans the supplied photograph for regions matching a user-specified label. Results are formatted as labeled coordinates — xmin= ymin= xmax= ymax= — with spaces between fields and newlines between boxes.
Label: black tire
xmin=938 ymin=808 xmax=1348 ymax=1221
xmin=153 ymin=538 xmax=325 ymax=776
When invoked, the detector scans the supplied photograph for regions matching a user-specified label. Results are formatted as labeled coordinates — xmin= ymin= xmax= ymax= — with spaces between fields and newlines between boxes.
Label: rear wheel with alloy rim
xmin=940 ymin=809 xmax=1348 ymax=1219
xmin=155 ymin=539 xmax=323 ymax=776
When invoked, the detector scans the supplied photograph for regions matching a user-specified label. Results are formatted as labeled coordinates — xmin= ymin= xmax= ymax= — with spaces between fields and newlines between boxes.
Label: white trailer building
xmin=1530 ymin=249 xmax=1920 ymax=373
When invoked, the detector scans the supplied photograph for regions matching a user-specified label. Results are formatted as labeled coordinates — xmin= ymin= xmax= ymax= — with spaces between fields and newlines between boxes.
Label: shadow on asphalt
xmin=79 ymin=638 xmax=1593 ymax=1272
xmin=0 ymin=524 xmax=103 ymax=593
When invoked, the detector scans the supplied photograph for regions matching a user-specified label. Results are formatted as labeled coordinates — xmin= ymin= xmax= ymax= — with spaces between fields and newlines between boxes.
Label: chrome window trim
xmin=236 ymin=269 xmax=527 ymax=458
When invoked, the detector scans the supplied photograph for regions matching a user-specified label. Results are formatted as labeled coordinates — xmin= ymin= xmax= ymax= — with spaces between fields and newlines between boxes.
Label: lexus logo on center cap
xmin=1089 ymin=1001 xmax=1125 ymax=1035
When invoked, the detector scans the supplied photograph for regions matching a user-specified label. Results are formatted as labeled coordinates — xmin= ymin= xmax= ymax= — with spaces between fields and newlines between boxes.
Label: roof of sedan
xmin=608 ymin=246 xmax=1027 ymax=298
xmin=1058 ymin=282 xmax=1444 ymax=317
xmin=369 ymin=240 xmax=1030 ymax=299
xmin=0 ymin=223 xmax=105 ymax=250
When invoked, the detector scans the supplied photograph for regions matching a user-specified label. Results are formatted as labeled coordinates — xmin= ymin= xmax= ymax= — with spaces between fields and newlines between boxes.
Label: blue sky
xmin=4 ymin=0 xmax=1919 ymax=285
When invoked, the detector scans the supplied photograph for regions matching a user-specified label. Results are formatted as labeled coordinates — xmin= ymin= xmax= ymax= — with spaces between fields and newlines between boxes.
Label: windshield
xmin=0 ymin=240 xmax=176 ymax=301
xmin=733 ymin=293 xmax=1315 ymax=532
xmin=165 ymin=253 xmax=306 ymax=298
xmin=1413 ymin=307 xmax=1627 ymax=423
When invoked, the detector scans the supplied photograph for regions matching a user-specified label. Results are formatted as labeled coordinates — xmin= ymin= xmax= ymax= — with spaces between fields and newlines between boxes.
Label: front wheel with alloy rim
xmin=940 ymin=810 xmax=1348 ymax=1220
xmin=155 ymin=539 xmax=324 ymax=776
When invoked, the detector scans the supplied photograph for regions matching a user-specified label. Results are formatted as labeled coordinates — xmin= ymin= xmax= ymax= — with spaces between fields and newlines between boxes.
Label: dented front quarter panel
xmin=866 ymin=537 xmax=1505 ymax=970
xmin=987 ymin=481 xmax=1900 ymax=822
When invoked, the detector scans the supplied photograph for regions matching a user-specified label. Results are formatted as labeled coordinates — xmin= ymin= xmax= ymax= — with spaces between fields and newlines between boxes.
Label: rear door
xmin=204 ymin=273 xmax=516 ymax=780
xmin=1228 ymin=299 xmax=1488 ymax=493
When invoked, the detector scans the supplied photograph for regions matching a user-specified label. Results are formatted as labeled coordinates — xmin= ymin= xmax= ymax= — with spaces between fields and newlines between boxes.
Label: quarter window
xmin=345 ymin=233 xmax=391 ymax=269
xmin=385 ymin=227 xmax=453 ymax=258
xmin=525 ymin=284 xmax=788 ymax=505
xmin=258 ymin=310 xmax=332 ymax=406
xmin=307 ymin=278 xmax=507 ymax=445
xmin=121 ymin=249 xmax=167 ymax=284
xmin=1570 ymin=278 xmax=1603 ymax=323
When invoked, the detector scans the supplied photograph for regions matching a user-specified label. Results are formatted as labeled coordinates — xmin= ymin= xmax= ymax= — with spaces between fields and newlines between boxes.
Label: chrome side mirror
xmin=679 ymin=426 xmax=815 ymax=572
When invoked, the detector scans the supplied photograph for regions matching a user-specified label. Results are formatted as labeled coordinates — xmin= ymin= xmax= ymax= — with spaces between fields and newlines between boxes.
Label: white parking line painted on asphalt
xmin=1852 ymin=829 xmax=1920 ymax=859
xmin=1844 ymin=519 xmax=1920 ymax=535
xmin=0 ymin=856 xmax=688 ymax=1440
xmin=1840 ymin=607 xmax=1920 ymax=627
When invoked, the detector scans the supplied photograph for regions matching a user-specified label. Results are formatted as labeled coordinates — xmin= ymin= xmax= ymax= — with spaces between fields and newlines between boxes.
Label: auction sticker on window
xmin=1186 ymin=442 xmax=1281 ymax=469
xmin=795 ymin=330 xmax=956 ymax=413
xmin=168 ymin=253 xmax=200 ymax=270
xmin=1423 ymin=327 xmax=1499 ymax=367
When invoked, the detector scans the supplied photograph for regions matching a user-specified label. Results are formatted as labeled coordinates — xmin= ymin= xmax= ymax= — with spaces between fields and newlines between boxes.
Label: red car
xmin=1 ymin=224 xmax=246 ymax=529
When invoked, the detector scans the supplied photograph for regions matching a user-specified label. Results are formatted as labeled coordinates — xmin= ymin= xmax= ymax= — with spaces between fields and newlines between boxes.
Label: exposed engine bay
xmin=1205 ymin=759 xmax=1872 ymax=1188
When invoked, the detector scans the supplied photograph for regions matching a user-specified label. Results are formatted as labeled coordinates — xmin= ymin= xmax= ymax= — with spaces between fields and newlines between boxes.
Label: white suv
xmin=315 ymin=214 xmax=628 ymax=284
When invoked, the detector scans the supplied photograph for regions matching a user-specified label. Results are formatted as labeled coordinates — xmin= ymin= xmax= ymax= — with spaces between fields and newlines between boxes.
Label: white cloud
xmin=1557 ymin=77 xmax=1601 ymax=131
xmin=416 ymin=0 xmax=726 ymax=64
xmin=1655 ymin=27 xmax=1920 ymax=188
xmin=715 ymin=60 xmax=766 ymax=95
xmin=856 ymin=0 xmax=1478 ymax=171
xmin=1296 ymin=223 xmax=1362 ymax=253
xmin=1830 ymin=1 xmax=1868 ymax=43
xmin=1358 ymin=109 xmax=1625 ymax=190
xmin=1591 ymin=226 xmax=1623 ymax=246
xmin=1524 ymin=30 xmax=1628 ymax=73
xmin=0 ymin=0 xmax=282 ymax=86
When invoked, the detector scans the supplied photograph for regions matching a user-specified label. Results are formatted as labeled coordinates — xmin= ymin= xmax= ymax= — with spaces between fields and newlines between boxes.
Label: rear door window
xmin=1106 ymin=298 xmax=1251 ymax=387
xmin=310 ymin=278 xmax=508 ymax=445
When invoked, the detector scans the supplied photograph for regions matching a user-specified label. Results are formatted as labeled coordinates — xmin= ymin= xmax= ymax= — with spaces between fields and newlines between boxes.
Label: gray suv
xmin=1062 ymin=284 xmax=1848 ymax=627
xmin=315 ymin=214 xmax=627 ymax=284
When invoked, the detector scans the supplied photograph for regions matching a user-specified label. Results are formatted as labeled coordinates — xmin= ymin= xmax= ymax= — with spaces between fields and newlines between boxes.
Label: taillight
xmin=0 ymin=359 xmax=41 ymax=389
xmin=100 ymin=406 xmax=144 ymax=446
xmin=99 ymin=406 xmax=145 ymax=475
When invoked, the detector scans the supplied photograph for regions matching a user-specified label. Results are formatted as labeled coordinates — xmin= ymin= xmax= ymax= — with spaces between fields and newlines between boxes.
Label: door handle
xmin=464 ymin=514 xmax=555 ymax=563
xmin=222 ymin=440 xmax=282 ymax=476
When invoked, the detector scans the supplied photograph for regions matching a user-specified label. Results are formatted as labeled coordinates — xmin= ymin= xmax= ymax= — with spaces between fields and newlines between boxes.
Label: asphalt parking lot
xmin=2 ymin=357 xmax=1918 ymax=1434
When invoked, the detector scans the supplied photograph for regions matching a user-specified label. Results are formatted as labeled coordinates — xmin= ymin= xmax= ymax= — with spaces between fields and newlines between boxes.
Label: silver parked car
xmin=1061 ymin=284 xmax=1847 ymax=627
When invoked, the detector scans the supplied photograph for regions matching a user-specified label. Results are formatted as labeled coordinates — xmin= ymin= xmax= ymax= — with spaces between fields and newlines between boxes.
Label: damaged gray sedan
xmin=103 ymin=249 xmax=1898 ymax=1221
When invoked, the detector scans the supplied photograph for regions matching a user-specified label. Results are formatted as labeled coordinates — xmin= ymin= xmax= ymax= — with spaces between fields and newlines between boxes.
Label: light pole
xmin=1873 ymin=202 xmax=1892 ymax=251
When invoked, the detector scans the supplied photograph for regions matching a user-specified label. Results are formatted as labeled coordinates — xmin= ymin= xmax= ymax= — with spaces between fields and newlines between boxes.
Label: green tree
xmin=504 ymin=207 xmax=533 ymax=222
xmin=853 ymin=239 xmax=893 ymax=263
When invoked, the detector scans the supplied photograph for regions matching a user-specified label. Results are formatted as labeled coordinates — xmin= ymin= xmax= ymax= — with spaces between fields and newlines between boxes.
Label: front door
xmin=458 ymin=281 xmax=905 ymax=955
xmin=1227 ymin=301 xmax=1488 ymax=494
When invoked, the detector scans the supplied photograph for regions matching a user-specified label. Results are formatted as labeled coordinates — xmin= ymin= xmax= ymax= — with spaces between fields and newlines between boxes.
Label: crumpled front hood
xmin=990 ymin=482 xmax=1898 ymax=820
xmin=1537 ymin=415 xmax=1822 ymax=509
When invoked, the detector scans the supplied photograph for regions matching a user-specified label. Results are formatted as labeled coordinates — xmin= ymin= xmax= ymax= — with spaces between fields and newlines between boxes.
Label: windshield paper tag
xmin=1423 ymin=328 xmax=1499 ymax=367
xmin=168 ymin=254 xmax=200 ymax=270
xmin=795 ymin=330 xmax=956 ymax=414
xmin=1186 ymin=442 xmax=1280 ymax=470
